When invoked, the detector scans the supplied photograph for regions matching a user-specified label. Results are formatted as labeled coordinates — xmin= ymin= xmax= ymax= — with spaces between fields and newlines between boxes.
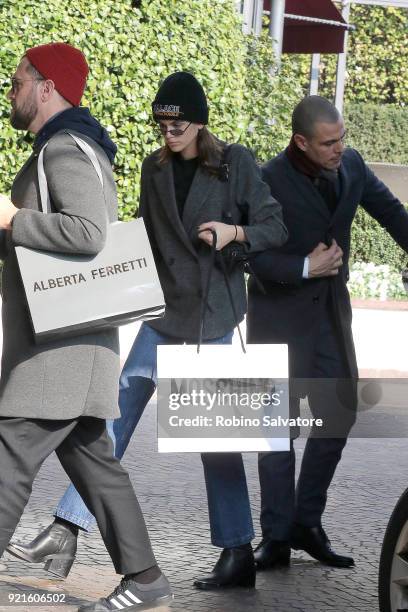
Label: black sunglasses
xmin=157 ymin=122 xmax=192 ymax=137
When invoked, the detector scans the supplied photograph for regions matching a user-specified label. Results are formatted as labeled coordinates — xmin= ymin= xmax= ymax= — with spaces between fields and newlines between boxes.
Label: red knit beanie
xmin=25 ymin=43 xmax=89 ymax=107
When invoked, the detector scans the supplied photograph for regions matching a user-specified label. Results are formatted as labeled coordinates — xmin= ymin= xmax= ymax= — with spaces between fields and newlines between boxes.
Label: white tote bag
xmin=157 ymin=343 xmax=290 ymax=452
xmin=15 ymin=133 xmax=165 ymax=343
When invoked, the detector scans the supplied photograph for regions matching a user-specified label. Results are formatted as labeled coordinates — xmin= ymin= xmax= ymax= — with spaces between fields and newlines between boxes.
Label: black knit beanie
xmin=152 ymin=71 xmax=209 ymax=124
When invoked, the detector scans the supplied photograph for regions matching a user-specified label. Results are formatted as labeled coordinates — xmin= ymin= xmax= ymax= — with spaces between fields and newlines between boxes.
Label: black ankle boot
xmin=6 ymin=520 xmax=78 ymax=578
xmin=254 ymin=538 xmax=291 ymax=570
xmin=193 ymin=544 xmax=256 ymax=590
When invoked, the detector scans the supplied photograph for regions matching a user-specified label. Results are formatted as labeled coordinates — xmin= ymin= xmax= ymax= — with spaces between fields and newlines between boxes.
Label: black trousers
xmin=258 ymin=306 xmax=357 ymax=540
xmin=0 ymin=416 xmax=156 ymax=574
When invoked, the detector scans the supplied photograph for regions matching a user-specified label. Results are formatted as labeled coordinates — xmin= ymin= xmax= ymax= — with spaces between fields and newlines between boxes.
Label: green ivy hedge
xmin=240 ymin=30 xmax=302 ymax=162
xmin=350 ymin=207 xmax=408 ymax=271
xmin=0 ymin=0 xmax=301 ymax=219
xmin=344 ymin=103 xmax=408 ymax=165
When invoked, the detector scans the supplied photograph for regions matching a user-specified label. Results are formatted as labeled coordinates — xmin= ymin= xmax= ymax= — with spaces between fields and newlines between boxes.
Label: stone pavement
xmin=0 ymin=399 xmax=407 ymax=612
xmin=0 ymin=306 xmax=407 ymax=611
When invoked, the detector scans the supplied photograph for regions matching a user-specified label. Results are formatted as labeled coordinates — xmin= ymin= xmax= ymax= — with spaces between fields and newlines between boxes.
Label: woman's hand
xmin=0 ymin=194 xmax=18 ymax=230
xmin=198 ymin=221 xmax=244 ymax=250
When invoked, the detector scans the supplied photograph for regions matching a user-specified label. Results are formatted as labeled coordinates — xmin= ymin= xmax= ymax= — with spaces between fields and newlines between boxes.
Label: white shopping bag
xmin=157 ymin=343 xmax=289 ymax=452
xmin=16 ymin=218 xmax=165 ymax=343
xmin=16 ymin=133 xmax=164 ymax=343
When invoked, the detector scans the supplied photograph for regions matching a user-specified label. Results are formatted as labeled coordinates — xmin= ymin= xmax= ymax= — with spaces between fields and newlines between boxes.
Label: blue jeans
xmin=55 ymin=322 xmax=254 ymax=547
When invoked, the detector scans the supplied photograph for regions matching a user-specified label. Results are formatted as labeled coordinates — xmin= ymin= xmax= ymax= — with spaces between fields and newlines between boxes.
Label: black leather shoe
xmin=6 ymin=521 xmax=77 ymax=578
xmin=290 ymin=524 xmax=354 ymax=568
xmin=254 ymin=538 xmax=291 ymax=570
xmin=193 ymin=545 xmax=256 ymax=590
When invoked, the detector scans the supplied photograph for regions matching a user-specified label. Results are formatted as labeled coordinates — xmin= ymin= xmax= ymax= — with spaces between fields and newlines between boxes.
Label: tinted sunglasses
xmin=157 ymin=122 xmax=192 ymax=137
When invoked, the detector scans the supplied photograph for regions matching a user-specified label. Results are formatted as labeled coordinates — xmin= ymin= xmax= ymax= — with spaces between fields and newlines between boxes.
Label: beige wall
xmin=368 ymin=163 xmax=408 ymax=203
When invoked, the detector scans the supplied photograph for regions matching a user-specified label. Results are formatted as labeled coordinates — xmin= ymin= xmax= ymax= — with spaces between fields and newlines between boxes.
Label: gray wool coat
xmin=0 ymin=131 xmax=120 ymax=421
xmin=140 ymin=144 xmax=288 ymax=341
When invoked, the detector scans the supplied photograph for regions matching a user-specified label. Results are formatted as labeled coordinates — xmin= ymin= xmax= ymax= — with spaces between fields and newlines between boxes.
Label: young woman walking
xmin=8 ymin=72 xmax=287 ymax=593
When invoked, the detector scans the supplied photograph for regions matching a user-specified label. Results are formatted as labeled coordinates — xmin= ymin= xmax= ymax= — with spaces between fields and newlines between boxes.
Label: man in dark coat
xmin=247 ymin=96 xmax=408 ymax=569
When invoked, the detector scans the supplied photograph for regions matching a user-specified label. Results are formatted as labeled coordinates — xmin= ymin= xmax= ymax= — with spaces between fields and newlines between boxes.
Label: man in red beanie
xmin=0 ymin=43 xmax=172 ymax=611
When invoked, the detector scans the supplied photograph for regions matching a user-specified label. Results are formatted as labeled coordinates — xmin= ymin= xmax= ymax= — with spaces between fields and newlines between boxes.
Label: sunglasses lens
xmin=158 ymin=125 xmax=187 ymax=137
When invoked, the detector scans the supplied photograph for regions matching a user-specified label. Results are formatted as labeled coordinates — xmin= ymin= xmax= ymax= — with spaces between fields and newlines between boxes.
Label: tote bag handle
xmin=197 ymin=229 xmax=246 ymax=355
xmin=37 ymin=132 xmax=104 ymax=214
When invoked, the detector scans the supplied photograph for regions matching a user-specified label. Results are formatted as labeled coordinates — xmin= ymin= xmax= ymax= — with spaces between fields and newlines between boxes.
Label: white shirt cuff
xmin=302 ymin=257 xmax=309 ymax=279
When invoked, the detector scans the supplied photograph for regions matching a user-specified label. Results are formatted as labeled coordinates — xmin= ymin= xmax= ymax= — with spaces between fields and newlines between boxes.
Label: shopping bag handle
xmin=37 ymin=132 xmax=105 ymax=215
xmin=197 ymin=229 xmax=246 ymax=355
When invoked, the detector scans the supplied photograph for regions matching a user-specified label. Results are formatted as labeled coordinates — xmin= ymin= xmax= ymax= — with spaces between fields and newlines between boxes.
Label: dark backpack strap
xmin=219 ymin=144 xmax=234 ymax=225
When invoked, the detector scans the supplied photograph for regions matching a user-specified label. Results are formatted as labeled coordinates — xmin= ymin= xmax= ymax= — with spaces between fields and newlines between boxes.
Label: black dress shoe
xmin=254 ymin=538 xmax=291 ymax=570
xmin=290 ymin=524 xmax=354 ymax=568
xmin=6 ymin=520 xmax=77 ymax=578
xmin=193 ymin=544 xmax=256 ymax=590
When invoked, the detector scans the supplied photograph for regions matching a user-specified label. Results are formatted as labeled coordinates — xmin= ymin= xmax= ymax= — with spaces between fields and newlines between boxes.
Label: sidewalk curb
xmin=352 ymin=298 xmax=408 ymax=310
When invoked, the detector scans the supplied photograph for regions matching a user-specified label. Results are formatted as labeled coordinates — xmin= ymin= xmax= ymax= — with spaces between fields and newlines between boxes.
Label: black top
xmin=172 ymin=153 xmax=199 ymax=217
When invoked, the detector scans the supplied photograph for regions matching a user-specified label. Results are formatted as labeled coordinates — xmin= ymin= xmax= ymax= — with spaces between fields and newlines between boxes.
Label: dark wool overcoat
xmin=247 ymin=148 xmax=408 ymax=381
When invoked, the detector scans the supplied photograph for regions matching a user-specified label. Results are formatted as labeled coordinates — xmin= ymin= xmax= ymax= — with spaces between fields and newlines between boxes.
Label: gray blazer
xmin=140 ymin=144 xmax=288 ymax=341
xmin=0 ymin=131 xmax=120 ymax=420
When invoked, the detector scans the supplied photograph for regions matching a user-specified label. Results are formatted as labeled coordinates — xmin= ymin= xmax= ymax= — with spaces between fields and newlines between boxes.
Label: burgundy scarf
xmin=285 ymin=136 xmax=322 ymax=178
xmin=285 ymin=136 xmax=339 ymax=215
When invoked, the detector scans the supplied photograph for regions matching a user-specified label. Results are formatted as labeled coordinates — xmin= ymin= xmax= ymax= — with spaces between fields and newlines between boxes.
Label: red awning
xmin=264 ymin=0 xmax=347 ymax=54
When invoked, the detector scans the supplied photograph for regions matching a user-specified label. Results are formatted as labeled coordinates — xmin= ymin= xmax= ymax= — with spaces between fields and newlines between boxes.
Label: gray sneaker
xmin=78 ymin=574 xmax=173 ymax=611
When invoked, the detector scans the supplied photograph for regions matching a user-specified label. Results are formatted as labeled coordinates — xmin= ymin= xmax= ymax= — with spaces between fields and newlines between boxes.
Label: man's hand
xmin=0 ymin=194 xmax=18 ymax=230
xmin=198 ymin=221 xmax=244 ymax=250
xmin=308 ymin=240 xmax=343 ymax=278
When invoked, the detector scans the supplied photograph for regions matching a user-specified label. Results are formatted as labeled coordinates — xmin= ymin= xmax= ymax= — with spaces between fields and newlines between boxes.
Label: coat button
xmin=168 ymin=258 xmax=175 ymax=266
xmin=312 ymin=296 xmax=319 ymax=303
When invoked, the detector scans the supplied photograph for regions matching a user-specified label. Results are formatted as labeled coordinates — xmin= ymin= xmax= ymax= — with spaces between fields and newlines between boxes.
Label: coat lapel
xmin=183 ymin=167 xmax=217 ymax=234
xmin=151 ymin=159 xmax=198 ymax=258
xmin=182 ymin=165 xmax=219 ymax=234
xmin=330 ymin=160 xmax=350 ymax=222
xmin=283 ymin=155 xmax=331 ymax=223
